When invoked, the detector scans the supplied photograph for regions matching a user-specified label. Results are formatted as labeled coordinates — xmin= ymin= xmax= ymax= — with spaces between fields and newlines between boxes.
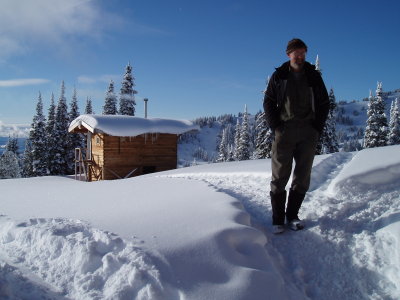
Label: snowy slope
xmin=1 ymin=145 xmax=400 ymax=299
xmin=335 ymin=90 xmax=398 ymax=141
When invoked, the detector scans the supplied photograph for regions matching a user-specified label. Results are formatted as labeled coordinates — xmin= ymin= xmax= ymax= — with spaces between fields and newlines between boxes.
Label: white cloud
xmin=0 ymin=0 xmax=169 ymax=62
xmin=77 ymin=74 xmax=121 ymax=85
xmin=0 ymin=79 xmax=50 ymax=87
xmin=0 ymin=0 xmax=168 ymax=61
xmin=0 ymin=120 xmax=30 ymax=138
xmin=0 ymin=0 xmax=116 ymax=60
xmin=77 ymin=76 xmax=97 ymax=85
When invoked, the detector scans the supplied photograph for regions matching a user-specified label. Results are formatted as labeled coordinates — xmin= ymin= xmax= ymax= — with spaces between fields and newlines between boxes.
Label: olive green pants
xmin=270 ymin=121 xmax=319 ymax=195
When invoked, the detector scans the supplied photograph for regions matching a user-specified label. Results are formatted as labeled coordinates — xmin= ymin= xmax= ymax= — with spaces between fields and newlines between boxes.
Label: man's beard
xmin=292 ymin=59 xmax=305 ymax=69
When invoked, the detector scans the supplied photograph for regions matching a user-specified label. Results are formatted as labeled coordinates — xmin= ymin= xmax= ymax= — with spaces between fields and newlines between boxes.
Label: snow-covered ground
xmin=1 ymin=145 xmax=400 ymax=299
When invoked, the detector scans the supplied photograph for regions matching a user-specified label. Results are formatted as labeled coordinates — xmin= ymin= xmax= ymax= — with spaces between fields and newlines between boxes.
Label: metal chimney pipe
xmin=144 ymin=98 xmax=149 ymax=118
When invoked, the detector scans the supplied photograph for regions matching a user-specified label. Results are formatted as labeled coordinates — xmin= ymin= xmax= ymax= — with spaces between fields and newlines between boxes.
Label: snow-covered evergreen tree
xmin=236 ymin=105 xmax=251 ymax=161
xmin=255 ymin=112 xmax=273 ymax=159
xmin=22 ymin=139 xmax=34 ymax=177
xmin=388 ymin=98 xmax=400 ymax=145
xmin=315 ymin=55 xmax=321 ymax=75
xmin=0 ymin=151 xmax=21 ymax=179
xmin=85 ymin=97 xmax=94 ymax=114
xmin=5 ymin=134 xmax=19 ymax=154
xmin=314 ymin=56 xmax=338 ymax=155
xmin=343 ymin=137 xmax=362 ymax=152
xmin=103 ymin=80 xmax=118 ymax=115
xmin=314 ymin=55 xmax=324 ymax=154
xmin=217 ymin=128 xmax=229 ymax=162
xmin=224 ymin=123 xmax=235 ymax=148
xmin=46 ymin=93 xmax=57 ymax=175
xmin=119 ymin=63 xmax=137 ymax=116
xmin=67 ymin=88 xmax=84 ymax=173
xmin=52 ymin=81 xmax=70 ymax=175
xmin=225 ymin=144 xmax=234 ymax=162
xmin=69 ymin=88 xmax=80 ymax=121
xmin=233 ymin=119 xmax=241 ymax=160
xmin=364 ymin=82 xmax=389 ymax=148
xmin=29 ymin=92 xmax=48 ymax=176
xmin=318 ymin=88 xmax=339 ymax=154
xmin=249 ymin=116 xmax=257 ymax=156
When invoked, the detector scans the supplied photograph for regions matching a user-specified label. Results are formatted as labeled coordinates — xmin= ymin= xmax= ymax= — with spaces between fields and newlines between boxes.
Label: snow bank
xmin=0 ymin=261 xmax=64 ymax=299
xmin=0 ymin=216 xmax=177 ymax=300
xmin=68 ymin=114 xmax=199 ymax=137
xmin=327 ymin=145 xmax=400 ymax=196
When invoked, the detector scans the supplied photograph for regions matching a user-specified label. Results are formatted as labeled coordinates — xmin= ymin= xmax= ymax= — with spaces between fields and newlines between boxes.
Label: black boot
xmin=270 ymin=190 xmax=287 ymax=225
xmin=286 ymin=188 xmax=306 ymax=223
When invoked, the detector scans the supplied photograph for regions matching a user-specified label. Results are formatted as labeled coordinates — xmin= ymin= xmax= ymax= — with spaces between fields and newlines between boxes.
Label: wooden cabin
xmin=68 ymin=114 xmax=198 ymax=181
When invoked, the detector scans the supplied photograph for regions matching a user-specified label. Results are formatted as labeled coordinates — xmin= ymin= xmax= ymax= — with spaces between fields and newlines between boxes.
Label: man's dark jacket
xmin=263 ymin=61 xmax=329 ymax=133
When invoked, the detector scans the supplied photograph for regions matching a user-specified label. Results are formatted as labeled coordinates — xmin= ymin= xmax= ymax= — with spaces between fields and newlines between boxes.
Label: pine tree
xmin=67 ymin=88 xmax=84 ymax=173
xmin=226 ymin=144 xmax=235 ymax=162
xmin=388 ymin=98 xmax=400 ymax=145
xmin=233 ymin=119 xmax=241 ymax=160
xmin=249 ymin=116 xmax=257 ymax=157
xmin=103 ymin=80 xmax=118 ymax=115
xmin=315 ymin=55 xmax=321 ymax=75
xmin=319 ymin=88 xmax=339 ymax=154
xmin=46 ymin=93 xmax=57 ymax=175
xmin=29 ymin=92 xmax=48 ymax=176
xmin=224 ymin=123 xmax=235 ymax=148
xmin=85 ymin=97 xmax=94 ymax=114
xmin=119 ymin=63 xmax=137 ymax=116
xmin=22 ymin=139 xmax=34 ymax=177
xmin=236 ymin=105 xmax=251 ymax=161
xmin=69 ymin=88 xmax=80 ymax=122
xmin=343 ymin=137 xmax=362 ymax=152
xmin=315 ymin=55 xmax=323 ymax=154
xmin=314 ymin=55 xmax=337 ymax=154
xmin=217 ymin=128 xmax=229 ymax=162
xmin=364 ymin=82 xmax=389 ymax=148
xmin=5 ymin=134 xmax=19 ymax=154
xmin=255 ymin=112 xmax=273 ymax=159
xmin=0 ymin=150 xmax=21 ymax=179
xmin=52 ymin=81 xmax=70 ymax=175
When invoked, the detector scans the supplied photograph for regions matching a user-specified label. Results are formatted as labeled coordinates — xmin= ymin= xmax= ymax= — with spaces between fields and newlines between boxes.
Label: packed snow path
xmin=165 ymin=150 xmax=400 ymax=300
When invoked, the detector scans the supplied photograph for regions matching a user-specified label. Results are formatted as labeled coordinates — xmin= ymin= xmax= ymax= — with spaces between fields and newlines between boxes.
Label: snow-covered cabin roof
xmin=68 ymin=114 xmax=199 ymax=137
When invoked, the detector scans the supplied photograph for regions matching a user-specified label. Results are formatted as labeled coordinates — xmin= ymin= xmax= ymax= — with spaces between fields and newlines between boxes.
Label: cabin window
xmin=96 ymin=136 xmax=101 ymax=146
xmin=143 ymin=166 xmax=156 ymax=174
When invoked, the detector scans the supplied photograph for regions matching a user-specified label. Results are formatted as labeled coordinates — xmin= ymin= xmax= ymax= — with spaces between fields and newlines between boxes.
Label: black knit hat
xmin=286 ymin=38 xmax=308 ymax=54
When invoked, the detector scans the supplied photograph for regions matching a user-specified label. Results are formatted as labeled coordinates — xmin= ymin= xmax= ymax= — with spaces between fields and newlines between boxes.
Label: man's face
xmin=287 ymin=48 xmax=307 ymax=68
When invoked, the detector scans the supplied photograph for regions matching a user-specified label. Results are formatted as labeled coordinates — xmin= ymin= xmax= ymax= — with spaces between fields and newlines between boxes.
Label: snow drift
xmin=1 ymin=145 xmax=400 ymax=299
xmin=0 ymin=217 xmax=176 ymax=299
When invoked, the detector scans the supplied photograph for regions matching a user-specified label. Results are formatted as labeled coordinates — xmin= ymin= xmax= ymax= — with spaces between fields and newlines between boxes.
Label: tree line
xmin=364 ymin=82 xmax=400 ymax=148
xmin=0 ymin=63 xmax=137 ymax=179
xmin=197 ymin=82 xmax=400 ymax=164
xmin=1 ymin=66 xmax=400 ymax=178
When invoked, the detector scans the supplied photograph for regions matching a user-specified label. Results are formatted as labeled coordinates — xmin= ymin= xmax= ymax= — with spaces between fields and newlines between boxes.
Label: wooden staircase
xmin=74 ymin=148 xmax=103 ymax=181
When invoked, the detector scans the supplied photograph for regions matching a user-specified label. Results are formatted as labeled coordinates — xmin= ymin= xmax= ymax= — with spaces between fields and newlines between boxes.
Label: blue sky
xmin=0 ymin=0 xmax=399 ymax=127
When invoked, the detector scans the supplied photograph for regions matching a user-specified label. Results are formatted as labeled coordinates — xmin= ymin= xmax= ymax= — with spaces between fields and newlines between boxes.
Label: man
xmin=263 ymin=38 xmax=329 ymax=234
